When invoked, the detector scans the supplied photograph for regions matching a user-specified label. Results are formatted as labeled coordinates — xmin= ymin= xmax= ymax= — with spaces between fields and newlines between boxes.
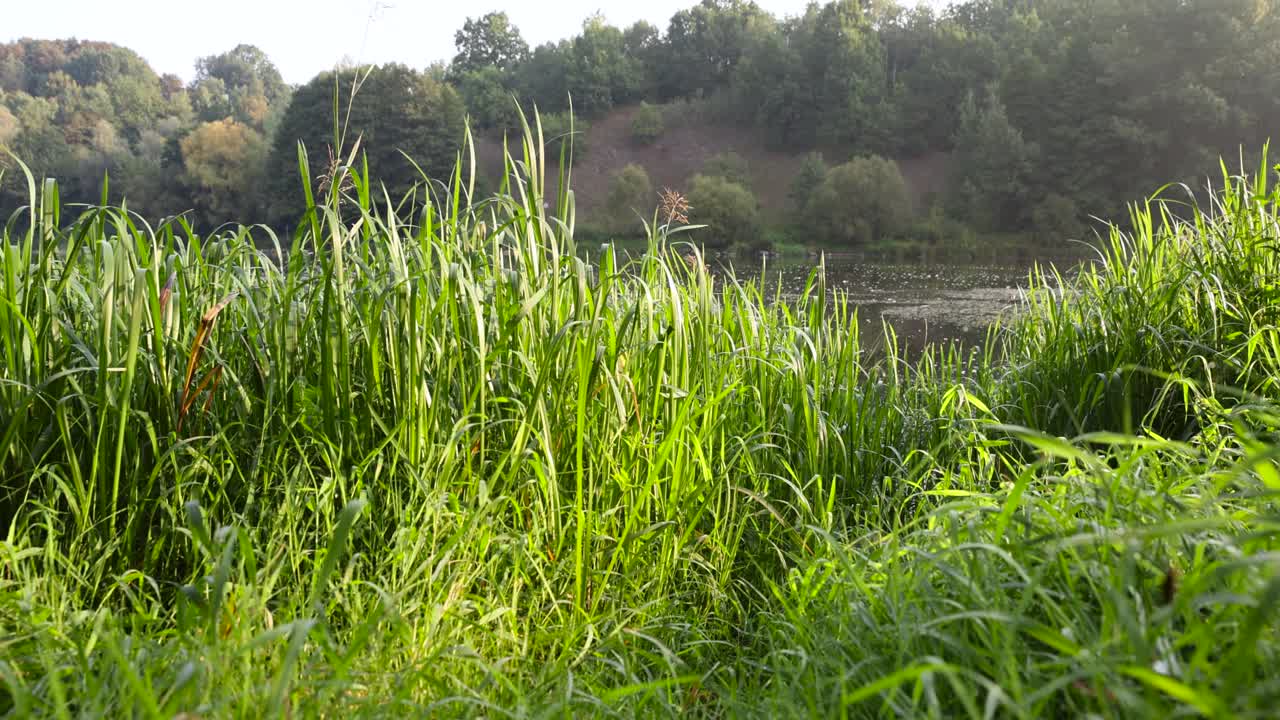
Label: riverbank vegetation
xmin=2 ymin=115 xmax=1279 ymax=716
xmin=3 ymin=0 xmax=1279 ymax=250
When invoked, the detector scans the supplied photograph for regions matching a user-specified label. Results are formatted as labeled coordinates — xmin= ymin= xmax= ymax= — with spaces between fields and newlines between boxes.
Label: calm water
xmin=707 ymin=253 xmax=1086 ymax=355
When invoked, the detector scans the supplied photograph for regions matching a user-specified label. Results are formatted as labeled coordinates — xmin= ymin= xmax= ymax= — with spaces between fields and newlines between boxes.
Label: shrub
xmin=906 ymin=206 xmax=977 ymax=248
xmin=1032 ymin=192 xmax=1085 ymax=241
xmin=687 ymin=173 xmax=762 ymax=250
xmin=539 ymin=111 xmax=589 ymax=163
xmin=701 ymin=151 xmax=751 ymax=187
xmin=806 ymin=155 xmax=911 ymax=247
xmin=658 ymin=93 xmax=737 ymax=129
xmin=0 ymin=103 xmax=17 ymax=147
xmin=630 ymin=101 xmax=665 ymax=145
xmin=788 ymin=152 xmax=828 ymax=215
xmin=605 ymin=163 xmax=653 ymax=230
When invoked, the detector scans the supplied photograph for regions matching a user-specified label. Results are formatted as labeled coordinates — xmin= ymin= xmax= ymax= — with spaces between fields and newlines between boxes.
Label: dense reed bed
xmin=2 ymin=124 xmax=1278 ymax=718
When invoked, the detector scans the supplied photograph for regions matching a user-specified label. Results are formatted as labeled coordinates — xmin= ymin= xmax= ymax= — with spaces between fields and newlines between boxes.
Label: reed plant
xmin=1 ymin=117 xmax=1277 ymax=717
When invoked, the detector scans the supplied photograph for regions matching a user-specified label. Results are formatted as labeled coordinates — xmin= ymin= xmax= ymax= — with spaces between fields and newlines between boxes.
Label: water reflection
xmin=708 ymin=253 xmax=1085 ymax=356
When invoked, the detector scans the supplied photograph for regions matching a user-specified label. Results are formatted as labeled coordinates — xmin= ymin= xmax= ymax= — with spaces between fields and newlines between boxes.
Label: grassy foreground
xmin=2 ymin=125 xmax=1279 ymax=718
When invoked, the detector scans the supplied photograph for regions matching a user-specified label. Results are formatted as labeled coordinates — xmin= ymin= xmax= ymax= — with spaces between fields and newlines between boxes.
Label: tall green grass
xmin=1 ymin=121 xmax=1278 ymax=718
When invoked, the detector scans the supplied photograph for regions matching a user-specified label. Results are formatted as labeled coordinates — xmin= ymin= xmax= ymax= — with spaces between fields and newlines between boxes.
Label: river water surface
xmin=707 ymin=253 xmax=1087 ymax=355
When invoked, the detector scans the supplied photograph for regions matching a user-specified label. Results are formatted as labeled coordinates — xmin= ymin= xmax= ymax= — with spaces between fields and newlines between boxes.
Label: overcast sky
xmin=5 ymin=0 xmax=943 ymax=85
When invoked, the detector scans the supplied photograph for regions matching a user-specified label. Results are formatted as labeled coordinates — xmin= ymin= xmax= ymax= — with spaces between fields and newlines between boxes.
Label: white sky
xmin=4 ymin=0 xmax=943 ymax=85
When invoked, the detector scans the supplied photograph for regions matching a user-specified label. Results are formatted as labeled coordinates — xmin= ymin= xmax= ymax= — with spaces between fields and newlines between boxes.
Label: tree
xmin=457 ymin=66 xmax=519 ymax=131
xmin=730 ymin=25 xmax=808 ymax=148
xmin=803 ymin=0 xmax=890 ymax=150
xmin=788 ymin=151 xmax=828 ymax=238
xmin=947 ymin=87 xmax=1037 ymax=231
xmin=65 ymin=43 xmax=153 ymax=89
xmin=687 ymin=173 xmax=761 ymax=250
xmin=660 ymin=0 xmax=774 ymax=99
xmin=266 ymin=64 xmax=466 ymax=222
xmin=0 ymin=104 xmax=17 ymax=147
xmin=887 ymin=8 xmax=1001 ymax=154
xmin=190 ymin=77 xmax=233 ymax=122
xmin=513 ymin=42 xmax=571 ymax=113
xmin=622 ymin=21 xmax=661 ymax=97
xmin=453 ymin=12 xmax=530 ymax=76
xmin=195 ymin=45 xmax=288 ymax=105
xmin=181 ymin=118 xmax=266 ymax=224
xmin=789 ymin=151 xmax=827 ymax=214
xmin=2 ymin=93 xmax=70 ymax=180
xmin=107 ymin=75 xmax=163 ymax=141
xmin=605 ymin=163 xmax=653 ymax=230
xmin=0 ymin=53 xmax=24 ymax=93
xmin=114 ymin=128 xmax=186 ymax=219
xmin=563 ymin=15 xmax=647 ymax=116
xmin=192 ymin=45 xmax=289 ymax=132
xmin=631 ymin=102 xmax=664 ymax=145
xmin=807 ymin=155 xmax=911 ymax=247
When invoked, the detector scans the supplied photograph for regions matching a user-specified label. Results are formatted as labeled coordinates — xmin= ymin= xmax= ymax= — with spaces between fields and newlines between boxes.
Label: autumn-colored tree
xmin=0 ymin=104 xmax=18 ymax=147
xmin=180 ymin=118 xmax=266 ymax=224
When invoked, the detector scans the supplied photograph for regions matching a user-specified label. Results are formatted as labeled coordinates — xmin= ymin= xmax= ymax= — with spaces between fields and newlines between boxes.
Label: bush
xmin=605 ymin=163 xmax=653 ymax=230
xmin=658 ymin=92 xmax=737 ymax=129
xmin=630 ymin=101 xmax=665 ymax=145
xmin=701 ymin=152 xmax=751 ymax=187
xmin=788 ymin=152 xmax=828 ymax=215
xmin=806 ymin=155 xmax=911 ymax=247
xmin=906 ymin=206 xmax=977 ymax=248
xmin=1031 ymin=192 xmax=1085 ymax=241
xmin=538 ymin=112 xmax=589 ymax=163
xmin=687 ymin=173 xmax=762 ymax=250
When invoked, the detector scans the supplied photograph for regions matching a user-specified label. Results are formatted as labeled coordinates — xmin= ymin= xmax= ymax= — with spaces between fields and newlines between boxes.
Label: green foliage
xmin=63 ymin=43 xmax=153 ymax=89
xmin=452 ymin=12 xmax=530 ymax=75
xmin=630 ymin=101 xmax=665 ymax=145
xmin=948 ymin=87 xmax=1037 ymax=230
xmin=687 ymin=172 xmax=761 ymax=250
xmin=0 ymin=103 xmax=18 ymax=146
xmin=537 ymin=111 xmax=589 ymax=163
xmin=192 ymin=44 xmax=289 ymax=131
xmin=1031 ymin=192 xmax=1085 ymax=242
xmin=3 ymin=114 xmax=1280 ymax=718
xmin=660 ymin=0 xmax=775 ymax=99
xmin=456 ymin=66 xmax=519 ymax=131
xmin=605 ymin=163 xmax=653 ymax=230
xmin=265 ymin=64 xmax=466 ymax=223
xmin=484 ymin=13 xmax=652 ymax=121
xmin=806 ymin=155 xmax=912 ymax=247
xmin=7 ymin=0 xmax=1279 ymax=244
xmin=180 ymin=118 xmax=266 ymax=224
xmin=788 ymin=151 xmax=828 ymax=217
xmin=904 ymin=204 xmax=978 ymax=248
xmin=512 ymin=42 xmax=571 ymax=113
xmin=563 ymin=15 xmax=648 ymax=117
xmin=0 ymin=39 xmax=290 ymax=227
xmin=622 ymin=21 xmax=662 ymax=98
xmin=701 ymin=151 xmax=751 ymax=187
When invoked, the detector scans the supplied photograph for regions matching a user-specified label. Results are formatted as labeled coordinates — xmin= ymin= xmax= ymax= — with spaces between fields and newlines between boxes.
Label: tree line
xmin=2 ymin=0 xmax=1278 ymax=244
